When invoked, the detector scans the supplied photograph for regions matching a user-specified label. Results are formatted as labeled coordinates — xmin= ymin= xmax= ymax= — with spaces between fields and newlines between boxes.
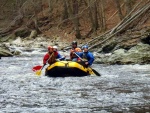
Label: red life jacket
xmin=43 ymin=52 xmax=58 ymax=65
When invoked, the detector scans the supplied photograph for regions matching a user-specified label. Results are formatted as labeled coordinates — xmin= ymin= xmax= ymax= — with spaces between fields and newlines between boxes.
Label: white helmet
xmin=53 ymin=46 xmax=58 ymax=50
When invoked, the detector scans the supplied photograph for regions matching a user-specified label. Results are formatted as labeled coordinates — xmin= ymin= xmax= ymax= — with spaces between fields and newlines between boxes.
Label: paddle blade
xmin=87 ymin=67 xmax=96 ymax=76
xmin=87 ymin=68 xmax=101 ymax=76
xmin=35 ymin=70 xmax=42 ymax=76
xmin=92 ymin=69 xmax=101 ymax=76
xmin=32 ymin=65 xmax=42 ymax=72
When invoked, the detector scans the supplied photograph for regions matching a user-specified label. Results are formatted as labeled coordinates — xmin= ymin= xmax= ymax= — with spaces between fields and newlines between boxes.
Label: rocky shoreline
xmin=0 ymin=34 xmax=150 ymax=64
xmin=94 ymin=43 xmax=150 ymax=64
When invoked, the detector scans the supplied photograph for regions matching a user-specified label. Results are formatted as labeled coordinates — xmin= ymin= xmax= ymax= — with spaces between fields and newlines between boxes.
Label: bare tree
xmin=47 ymin=0 xmax=56 ymax=20
xmin=88 ymin=0 xmax=99 ymax=32
xmin=65 ymin=0 xmax=81 ymax=39
xmin=30 ymin=0 xmax=42 ymax=33
xmin=114 ymin=0 xmax=124 ymax=20
xmin=84 ymin=0 xmax=99 ymax=38
xmin=124 ymin=0 xmax=132 ymax=15
xmin=62 ymin=0 xmax=69 ymax=21
xmin=98 ymin=0 xmax=106 ymax=31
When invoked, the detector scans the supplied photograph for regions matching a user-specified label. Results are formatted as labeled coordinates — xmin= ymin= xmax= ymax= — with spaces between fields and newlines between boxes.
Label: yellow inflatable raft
xmin=45 ymin=61 xmax=100 ymax=77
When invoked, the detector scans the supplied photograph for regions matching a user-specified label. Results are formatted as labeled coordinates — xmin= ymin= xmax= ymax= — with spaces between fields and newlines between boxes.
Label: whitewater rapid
xmin=0 ymin=49 xmax=150 ymax=113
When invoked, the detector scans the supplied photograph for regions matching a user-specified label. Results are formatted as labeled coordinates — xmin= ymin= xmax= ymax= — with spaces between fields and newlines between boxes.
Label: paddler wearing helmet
xmin=53 ymin=46 xmax=66 ymax=61
xmin=43 ymin=46 xmax=64 ymax=65
xmin=70 ymin=41 xmax=82 ymax=61
xmin=77 ymin=45 xmax=94 ymax=66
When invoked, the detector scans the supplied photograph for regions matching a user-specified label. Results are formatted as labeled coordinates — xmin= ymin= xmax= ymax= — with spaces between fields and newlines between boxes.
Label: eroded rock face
xmin=95 ymin=43 xmax=150 ymax=64
xmin=122 ymin=43 xmax=150 ymax=64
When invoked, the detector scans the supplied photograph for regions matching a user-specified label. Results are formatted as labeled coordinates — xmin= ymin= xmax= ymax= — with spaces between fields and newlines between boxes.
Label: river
xmin=0 ymin=49 xmax=150 ymax=113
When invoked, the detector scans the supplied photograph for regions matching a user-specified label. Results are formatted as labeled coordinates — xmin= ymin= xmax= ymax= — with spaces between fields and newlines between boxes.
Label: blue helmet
xmin=82 ymin=45 xmax=88 ymax=49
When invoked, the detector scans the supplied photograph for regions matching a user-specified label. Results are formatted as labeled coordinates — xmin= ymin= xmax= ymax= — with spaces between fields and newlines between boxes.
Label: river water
xmin=0 ymin=49 xmax=150 ymax=113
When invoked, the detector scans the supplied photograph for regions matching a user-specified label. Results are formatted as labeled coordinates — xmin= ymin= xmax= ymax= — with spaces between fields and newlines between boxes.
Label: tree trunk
xmin=72 ymin=0 xmax=80 ymax=26
xmin=87 ymin=0 xmax=99 ymax=36
xmin=72 ymin=0 xmax=81 ymax=39
xmin=93 ymin=1 xmax=99 ymax=31
xmin=62 ymin=1 xmax=68 ymax=21
xmin=31 ymin=0 xmax=41 ymax=34
xmin=124 ymin=0 xmax=132 ymax=15
xmin=88 ymin=0 xmax=94 ymax=30
xmin=65 ymin=0 xmax=81 ymax=39
xmin=100 ymin=0 xmax=106 ymax=31
xmin=114 ymin=0 xmax=124 ymax=20
xmin=48 ymin=0 xmax=53 ymax=20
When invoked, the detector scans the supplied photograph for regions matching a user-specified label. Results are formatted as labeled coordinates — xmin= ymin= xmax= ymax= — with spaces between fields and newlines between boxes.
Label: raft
xmin=45 ymin=61 xmax=100 ymax=77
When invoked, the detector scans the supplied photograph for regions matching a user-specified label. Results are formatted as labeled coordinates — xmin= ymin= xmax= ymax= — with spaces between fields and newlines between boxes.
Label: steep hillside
xmin=0 ymin=0 xmax=149 ymax=45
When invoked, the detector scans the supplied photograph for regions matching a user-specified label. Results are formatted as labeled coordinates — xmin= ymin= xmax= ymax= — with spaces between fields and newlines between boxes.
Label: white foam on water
xmin=0 ymin=53 xmax=150 ymax=112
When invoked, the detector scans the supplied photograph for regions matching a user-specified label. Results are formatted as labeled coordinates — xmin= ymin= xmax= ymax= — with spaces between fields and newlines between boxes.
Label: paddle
xmin=74 ymin=52 xmax=100 ymax=76
xmin=33 ymin=52 xmax=54 ymax=76
xmin=32 ymin=65 xmax=42 ymax=72
xmin=35 ymin=64 xmax=45 ymax=76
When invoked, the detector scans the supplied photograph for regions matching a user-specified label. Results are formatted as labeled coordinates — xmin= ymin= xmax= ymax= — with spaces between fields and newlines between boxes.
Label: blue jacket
xmin=77 ymin=51 xmax=94 ymax=66
xmin=56 ymin=53 xmax=65 ymax=60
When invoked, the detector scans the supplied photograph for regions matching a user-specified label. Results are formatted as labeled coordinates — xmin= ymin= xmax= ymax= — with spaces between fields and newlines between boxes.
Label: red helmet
xmin=48 ymin=46 xmax=53 ymax=51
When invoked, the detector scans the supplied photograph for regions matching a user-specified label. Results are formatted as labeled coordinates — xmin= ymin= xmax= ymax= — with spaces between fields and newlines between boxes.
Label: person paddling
xmin=77 ymin=45 xmax=94 ymax=66
xmin=43 ymin=46 xmax=61 ymax=65
xmin=70 ymin=41 xmax=81 ymax=61
xmin=53 ymin=46 xmax=66 ymax=61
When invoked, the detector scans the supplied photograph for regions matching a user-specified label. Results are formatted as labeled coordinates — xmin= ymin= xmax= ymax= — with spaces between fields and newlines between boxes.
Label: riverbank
xmin=0 ymin=34 xmax=150 ymax=65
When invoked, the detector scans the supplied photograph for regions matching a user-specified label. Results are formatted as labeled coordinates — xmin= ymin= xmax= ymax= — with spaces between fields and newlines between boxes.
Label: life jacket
xmin=75 ymin=48 xmax=82 ymax=52
xmin=48 ymin=52 xmax=58 ymax=64
xmin=70 ymin=48 xmax=76 ymax=59
xmin=70 ymin=47 xmax=81 ymax=59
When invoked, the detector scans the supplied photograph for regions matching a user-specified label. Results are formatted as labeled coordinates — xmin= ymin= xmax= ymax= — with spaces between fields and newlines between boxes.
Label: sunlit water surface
xmin=0 ymin=50 xmax=150 ymax=113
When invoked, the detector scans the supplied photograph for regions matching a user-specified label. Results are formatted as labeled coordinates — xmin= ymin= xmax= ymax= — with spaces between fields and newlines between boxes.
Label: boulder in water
xmin=0 ymin=47 xmax=13 ymax=57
